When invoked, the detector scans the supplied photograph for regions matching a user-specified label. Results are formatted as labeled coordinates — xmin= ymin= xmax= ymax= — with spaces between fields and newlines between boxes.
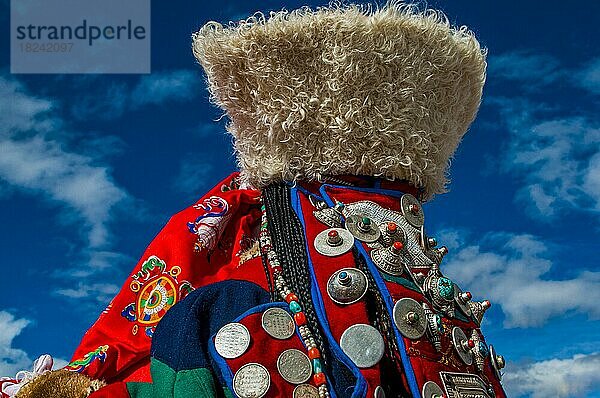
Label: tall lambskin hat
xmin=192 ymin=2 xmax=487 ymax=199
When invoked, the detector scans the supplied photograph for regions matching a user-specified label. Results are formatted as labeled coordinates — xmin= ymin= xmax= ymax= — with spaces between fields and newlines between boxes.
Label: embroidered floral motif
xmin=121 ymin=256 xmax=194 ymax=337
xmin=187 ymin=196 xmax=232 ymax=252
xmin=65 ymin=345 xmax=109 ymax=373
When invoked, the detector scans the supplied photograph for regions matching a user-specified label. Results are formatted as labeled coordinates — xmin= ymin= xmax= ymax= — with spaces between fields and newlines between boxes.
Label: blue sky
xmin=1 ymin=1 xmax=599 ymax=397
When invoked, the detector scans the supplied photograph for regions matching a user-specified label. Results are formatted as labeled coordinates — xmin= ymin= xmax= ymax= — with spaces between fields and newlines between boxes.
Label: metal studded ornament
xmin=232 ymin=363 xmax=271 ymax=398
xmin=423 ymin=264 xmax=456 ymax=317
xmin=277 ymin=349 xmax=313 ymax=384
xmin=345 ymin=215 xmax=381 ymax=243
xmin=371 ymin=241 xmax=409 ymax=276
xmin=452 ymin=327 xmax=474 ymax=366
xmin=468 ymin=300 xmax=491 ymax=325
xmin=214 ymin=322 xmax=251 ymax=359
xmin=314 ymin=228 xmax=355 ymax=257
xmin=422 ymin=303 xmax=442 ymax=352
xmin=340 ymin=324 xmax=385 ymax=368
xmin=470 ymin=330 xmax=489 ymax=372
xmin=400 ymin=194 xmax=424 ymax=228
xmin=393 ymin=298 xmax=427 ymax=340
xmin=326 ymin=268 xmax=368 ymax=305
xmin=261 ymin=307 xmax=295 ymax=340
xmin=453 ymin=285 xmax=473 ymax=317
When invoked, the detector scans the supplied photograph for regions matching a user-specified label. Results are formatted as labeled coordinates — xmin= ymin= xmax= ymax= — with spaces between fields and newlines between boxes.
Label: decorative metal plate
xmin=261 ymin=307 xmax=295 ymax=340
xmin=451 ymin=327 xmax=473 ymax=366
xmin=439 ymin=371 xmax=494 ymax=398
xmin=277 ymin=349 xmax=312 ymax=385
xmin=340 ymin=324 xmax=385 ymax=368
xmin=343 ymin=201 xmax=432 ymax=267
xmin=400 ymin=194 xmax=424 ymax=228
xmin=327 ymin=268 xmax=368 ymax=305
xmin=393 ymin=298 xmax=427 ymax=340
xmin=313 ymin=208 xmax=343 ymax=228
xmin=232 ymin=363 xmax=271 ymax=398
xmin=293 ymin=384 xmax=320 ymax=398
xmin=453 ymin=284 xmax=472 ymax=317
xmin=214 ymin=322 xmax=250 ymax=359
xmin=422 ymin=381 xmax=444 ymax=398
xmin=374 ymin=385 xmax=386 ymax=398
xmin=345 ymin=215 xmax=381 ymax=243
xmin=314 ymin=228 xmax=355 ymax=257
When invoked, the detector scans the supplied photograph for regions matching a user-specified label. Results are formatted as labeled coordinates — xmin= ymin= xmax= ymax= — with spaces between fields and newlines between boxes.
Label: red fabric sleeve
xmin=67 ymin=173 xmax=261 ymax=383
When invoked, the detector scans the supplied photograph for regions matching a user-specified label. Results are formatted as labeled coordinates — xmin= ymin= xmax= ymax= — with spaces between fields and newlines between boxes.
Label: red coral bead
xmin=272 ymin=265 xmax=283 ymax=273
xmin=327 ymin=229 xmax=338 ymax=238
xmin=285 ymin=293 xmax=298 ymax=303
xmin=313 ymin=372 xmax=326 ymax=386
xmin=308 ymin=347 xmax=321 ymax=359
xmin=294 ymin=312 xmax=307 ymax=326
xmin=393 ymin=241 xmax=404 ymax=251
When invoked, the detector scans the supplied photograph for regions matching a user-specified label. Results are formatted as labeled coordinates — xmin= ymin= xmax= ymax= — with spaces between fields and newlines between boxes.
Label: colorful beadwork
xmin=259 ymin=203 xmax=331 ymax=398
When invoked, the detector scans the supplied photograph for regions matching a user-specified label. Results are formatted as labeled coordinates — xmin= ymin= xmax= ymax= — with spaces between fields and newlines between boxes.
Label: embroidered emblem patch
xmin=187 ymin=196 xmax=232 ymax=252
xmin=121 ymin=256 xmax=193 ymax=337
xmin=65 ymin=345 xmax=109 ymax=373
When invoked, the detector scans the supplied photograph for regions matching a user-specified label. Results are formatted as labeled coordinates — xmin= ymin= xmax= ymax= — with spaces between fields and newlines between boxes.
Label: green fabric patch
xmin=126 ymin=358 xmax=233 ymax=398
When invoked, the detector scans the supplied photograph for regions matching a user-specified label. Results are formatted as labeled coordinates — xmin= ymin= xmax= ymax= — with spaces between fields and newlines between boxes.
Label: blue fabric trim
xmin=319 ymin=184 xmax=422 ymax=398
xmin=290 ymin=187 xmax=367 ymax=398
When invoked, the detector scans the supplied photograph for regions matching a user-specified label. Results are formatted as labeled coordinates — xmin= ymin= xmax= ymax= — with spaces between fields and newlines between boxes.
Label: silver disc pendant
xmin=293 ymin=384 xmax=320 ymax=398
xmin=214 ymin=322 xmax=250 ymax=359
xmin=400 ymin=194 xmax=424 ymax=228
xmin=340 ymin=324 xmax=385 ymax=368
xmin=345 ymin=215 xmax=381 ymax=243
xmin=261 ymin=307 xmax=295 ymax=340
xmin=232 ymin=363 xmax=271 ymax=398
xmin=314 ymin=228 xmax=355 ymax=257
xmin=489 ymin=345 xmax=505 ymax=380
xmin=393 ymin=298 xmax=427 ymax=340
xmin=452 ymin=326 xmax=474 ymax=365
xmin=277 ymin=349 xmax=312 ymax=385
xmin=422 ymin=381 xmax=444 ymax=398
xmin=374 ymin=385 xmax=386 ymax=398
xmin=327 ymin=268 xmax=368 ymax=305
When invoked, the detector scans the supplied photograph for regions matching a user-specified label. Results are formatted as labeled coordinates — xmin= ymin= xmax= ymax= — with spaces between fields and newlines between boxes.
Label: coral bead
xmin=285 ymin=293 xmax=298 ymax=303
xmin=294 ymin=312 xmax=307 ymax=326
xmin=313 ymin=372 xmax=327 ymax=386
xmin=308 ymin=347 xmax=321 ymax=359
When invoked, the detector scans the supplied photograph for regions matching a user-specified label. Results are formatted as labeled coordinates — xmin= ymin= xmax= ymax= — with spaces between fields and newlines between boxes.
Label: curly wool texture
xmin=193 ymin=2 xmax=487 ymax=199
xmin=15 ymin=370 xmax=106 ymax=398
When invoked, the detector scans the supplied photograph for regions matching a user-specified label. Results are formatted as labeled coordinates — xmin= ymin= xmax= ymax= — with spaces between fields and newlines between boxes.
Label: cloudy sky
xmin=1 ymin=0 xmax=599 ymax=397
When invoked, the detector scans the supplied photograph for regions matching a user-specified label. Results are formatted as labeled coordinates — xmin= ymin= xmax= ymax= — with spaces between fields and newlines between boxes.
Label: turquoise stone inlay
xmin=313 ymin=358 xmax=323 ymax=373
xmin=437 ymin=277 xmax=454 ymax=300
xmin=289 ymin=301 xmax=302 ymax=313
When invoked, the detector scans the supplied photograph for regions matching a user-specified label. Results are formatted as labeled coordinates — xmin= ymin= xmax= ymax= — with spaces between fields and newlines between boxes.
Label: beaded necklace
xmin=258 ymin=202 xmax=331 ymax=398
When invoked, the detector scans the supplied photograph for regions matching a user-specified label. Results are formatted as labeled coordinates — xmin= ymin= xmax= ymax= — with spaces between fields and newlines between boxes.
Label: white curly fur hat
xmin=192 ymin=2 xmax=487 ymax=199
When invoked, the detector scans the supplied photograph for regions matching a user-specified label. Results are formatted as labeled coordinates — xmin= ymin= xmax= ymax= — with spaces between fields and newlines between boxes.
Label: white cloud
xmin=504 ymin=352 xmax=600 ymax=398
xmin=488 ymin=51 xmax=563 ymax=88
xmin=172 ymin=154 xmax=214 ymax=196
xmin=444 ymin=232 xmax=600 ymax=328
xmin=0 ymin=311 xmax=31 ymax=377
xmin=574 ymin=57 xmax=600 ymax=95
xmin=55 ymin=282 xmax=120 ymax=303
xmin=71 ymin=69 xmax=200 ymax=120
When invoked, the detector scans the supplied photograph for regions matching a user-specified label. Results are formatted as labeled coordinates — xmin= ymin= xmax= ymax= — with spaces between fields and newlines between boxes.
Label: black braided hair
xmin=262 ymin=183 xmax=330 ymax=368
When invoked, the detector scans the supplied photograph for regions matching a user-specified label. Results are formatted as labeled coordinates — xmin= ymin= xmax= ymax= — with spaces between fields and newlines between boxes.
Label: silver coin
xmin=293 ymin=384 xmax=320 ymax=398
xmin=261 ymin=307 xmax=295 ymax=340
xmin=232 ymin=363 xmax=271 ymax=398
xmin=314 ymin=228 xmax=355 ymax=257
xmin=453 ymin=284 xmax=472 ymax=317
xmin=422 ymin=381 xmax=444 ymax=398
xmin=214 ymin=322 xmax=250 ymax=359
xmin=277 ymin=349 xmax=312 ymax=384
xmin=393 ymin=298 xmax=427 ymax=340
xmin=489 ymin=345 xmax=504 ymax=381
xmin=327 ymin=268 xmax=368 ymax=305
xmin=374 ymin=385 xmax=386 ymax=398
xmin=451 ymin=326 xmax=473 ymax=365
xmin=340 ymin=324 xmax=384 ymax=368
xmin=345 ymin=215 xmax=381 ymax=243
xmin=400 ymin=194 xmax=424 ymax=228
